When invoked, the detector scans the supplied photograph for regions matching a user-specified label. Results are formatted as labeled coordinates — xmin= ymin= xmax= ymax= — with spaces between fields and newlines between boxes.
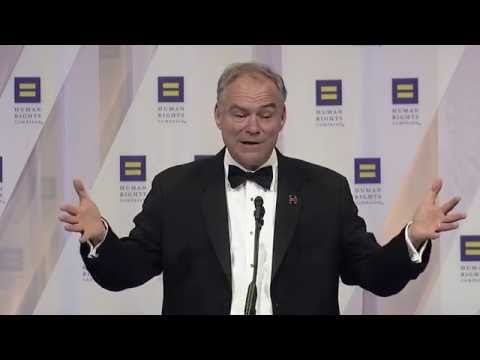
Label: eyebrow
xmin=259 ymin=103 xmax=277 ymax=110
xmin=228 ymin=103 xmax=278 ymax=112
xmin=229 ymin=105 xmax=247 ymax=112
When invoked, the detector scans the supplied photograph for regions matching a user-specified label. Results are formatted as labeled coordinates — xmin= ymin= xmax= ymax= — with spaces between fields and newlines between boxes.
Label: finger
xmin=440 ymin=196 xmax=461 ymax=214
xmin=73 ymin=178 xmax=90 ymax=201
xmin=58 ymin=214 xmax=78 ymax=225
xmin=427 ymin=178 xmax=443 ymax=204
xmin=437 ymin=223 xmax=459 ymax=232
xmin=64 ymin=223 xmax=84 ymax=233
xmin=59 ymin=204 xmax=79 ymax=216
xmin=443 ymin=212 xmax=467 ymax=223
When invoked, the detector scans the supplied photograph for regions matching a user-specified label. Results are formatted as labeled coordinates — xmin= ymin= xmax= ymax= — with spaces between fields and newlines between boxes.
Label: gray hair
xmin=216 ymin=62 xmax=287 ymax=104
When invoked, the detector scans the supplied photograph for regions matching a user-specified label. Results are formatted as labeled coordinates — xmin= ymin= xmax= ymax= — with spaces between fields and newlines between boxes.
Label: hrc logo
xmin=460 ymin=236 xmax=480 ymax=261
xmin=392 ymin=78 xmax=418 ymax=105
xmin=354 ymin=158 xmax=381 ymax=184
xmin=120 ymin=156 xmax=146 ymax=182
xmin=158 ymin=76 xmax=184 ymax=102
xmin=14 ymin=77 xmax=41 ymax=103
xmin=316 ymin=80 xmax=342 ymax=106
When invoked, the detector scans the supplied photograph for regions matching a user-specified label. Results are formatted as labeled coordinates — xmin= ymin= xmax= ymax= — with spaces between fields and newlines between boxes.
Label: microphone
xmin=244 ymin=196 xmax=265 ymax=315
xmin=254 ymin=196 xmax=265 ymax=225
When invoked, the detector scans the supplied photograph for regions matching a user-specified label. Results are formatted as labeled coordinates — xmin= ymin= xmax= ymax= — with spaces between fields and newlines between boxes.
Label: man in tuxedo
xmin=59 ymin=62 xmax=466 ymax=314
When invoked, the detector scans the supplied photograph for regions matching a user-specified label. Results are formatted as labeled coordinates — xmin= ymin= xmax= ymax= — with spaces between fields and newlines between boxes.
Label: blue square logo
xmin=461 ymin=236 xmax=480 ymax=261
xmin=354 ymin=158 xmax=381 ymax=184
xmin=158 ymin=76 xmax=184 ymax=102
xmin=316 ymin=80 xmax=342 ymax=106
xmin=392 ymin=78 xmax=418 ymax=105
xmin=120 ymin=156 xmax=146 ymax=182
xmin=14 ymin=77 xmax=41 ymax=103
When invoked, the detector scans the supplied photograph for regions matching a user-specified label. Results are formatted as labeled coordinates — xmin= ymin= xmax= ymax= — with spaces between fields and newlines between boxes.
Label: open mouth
xmin=241 ymin=141 xmax=260 ymax=145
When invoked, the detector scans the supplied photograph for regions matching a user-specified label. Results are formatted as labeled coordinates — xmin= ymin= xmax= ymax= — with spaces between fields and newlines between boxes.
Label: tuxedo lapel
xmin=272 ymin=151 xmax=304 ymax=281
xmin=200 ymin=149 xmax=232 ymax=285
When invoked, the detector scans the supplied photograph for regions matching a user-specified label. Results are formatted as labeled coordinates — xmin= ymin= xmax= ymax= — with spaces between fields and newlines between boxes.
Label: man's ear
xmin=214 ymin=103 xmax=222 ymax=129
xmin=280 ymin=104 xmax=287 ymax=129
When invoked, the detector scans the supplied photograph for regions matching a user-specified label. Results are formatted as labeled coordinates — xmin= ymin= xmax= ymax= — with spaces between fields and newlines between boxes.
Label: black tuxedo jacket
xmin=81 ymin=148 xmax=430 ymax=314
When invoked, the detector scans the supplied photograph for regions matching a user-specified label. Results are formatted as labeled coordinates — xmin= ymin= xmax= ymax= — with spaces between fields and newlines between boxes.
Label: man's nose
xmin=245 ymin=114 xmax=260 ymax=134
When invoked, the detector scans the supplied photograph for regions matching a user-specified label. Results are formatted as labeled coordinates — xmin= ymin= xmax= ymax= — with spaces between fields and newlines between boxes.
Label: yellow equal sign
xmin=359 ymin=163 xmax=376 ymax=178
xmin=465 ymin=241 xmax=480 ymax=256
xmin=320 ymin=85 xmax=337 ymax=101
xmin=19 ymin=82 xmax=37 ymax=98
xmin=396 ymin=83 xmax=414 ymax=99
xmin=124 ymin=161 xmax=142 ymax=176
xmin=162 ymin=82 xmax=180 ymax=97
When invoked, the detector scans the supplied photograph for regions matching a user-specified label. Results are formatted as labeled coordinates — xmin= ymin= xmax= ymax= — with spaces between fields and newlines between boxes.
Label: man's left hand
xmin=409 ymin=179 xmax=467 ymax=249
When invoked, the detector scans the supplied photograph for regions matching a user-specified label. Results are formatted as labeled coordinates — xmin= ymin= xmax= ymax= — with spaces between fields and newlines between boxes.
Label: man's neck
xmin=224 ymin=149 xmax=277 ymax=172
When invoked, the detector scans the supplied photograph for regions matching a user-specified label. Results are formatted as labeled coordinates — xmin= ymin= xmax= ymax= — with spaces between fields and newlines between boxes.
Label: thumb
xmin=73 ymin=178 xmax=90 ymax=201
xmin=427 ymin=178 xmax=442 ymax=204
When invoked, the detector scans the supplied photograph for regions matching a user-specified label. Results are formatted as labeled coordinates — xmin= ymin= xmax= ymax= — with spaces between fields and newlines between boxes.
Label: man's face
xmin=215 ymin=74 xmax=286 ymax=171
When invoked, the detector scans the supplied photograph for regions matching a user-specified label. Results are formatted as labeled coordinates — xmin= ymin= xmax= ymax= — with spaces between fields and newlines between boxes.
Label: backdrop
xmin=0 ymin=45 xmax=477 ymax=314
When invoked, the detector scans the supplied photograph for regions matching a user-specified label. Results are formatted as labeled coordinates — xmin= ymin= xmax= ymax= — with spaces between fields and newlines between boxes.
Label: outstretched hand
xmin=58 ymin=178 xmax=106 ymax=245
xmin=409 ymin=179 xmax=467 ymax=248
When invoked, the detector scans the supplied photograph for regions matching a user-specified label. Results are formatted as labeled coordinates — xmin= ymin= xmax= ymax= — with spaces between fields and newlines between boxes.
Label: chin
xmin=238 ymin=155 xmax=264 ymax=170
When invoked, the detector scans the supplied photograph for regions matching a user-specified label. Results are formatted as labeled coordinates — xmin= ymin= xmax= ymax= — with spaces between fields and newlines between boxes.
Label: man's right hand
xmin=59 ymin=178 xmax=106 ymax=246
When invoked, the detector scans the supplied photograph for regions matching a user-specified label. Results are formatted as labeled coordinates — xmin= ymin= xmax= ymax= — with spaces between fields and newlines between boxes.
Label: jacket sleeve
xmin=80 ymin=174 xmax=164 ymax=291
xmin=338 ymin=176 xmax=431 ymax=297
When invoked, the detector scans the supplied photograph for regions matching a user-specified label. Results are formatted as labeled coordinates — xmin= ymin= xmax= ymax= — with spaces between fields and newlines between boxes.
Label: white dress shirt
xmin=224 ymin=149 xmax=278 ymax=315
xmin=85 ymin=150 xmax=427 ymax=314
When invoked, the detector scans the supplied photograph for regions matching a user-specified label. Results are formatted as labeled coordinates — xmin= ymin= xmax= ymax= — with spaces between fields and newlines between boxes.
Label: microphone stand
xmin=244 ymin=196 xmax=265 ymax=315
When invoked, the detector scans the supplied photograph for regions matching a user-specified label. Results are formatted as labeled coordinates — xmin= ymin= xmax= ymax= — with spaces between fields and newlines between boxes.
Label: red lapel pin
xmin=288 ymin=194 xmax=298 ymax=205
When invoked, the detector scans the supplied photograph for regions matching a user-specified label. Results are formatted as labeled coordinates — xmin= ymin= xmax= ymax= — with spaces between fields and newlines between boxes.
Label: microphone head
xmin=254 ymin=196 xmax=264 ymax=208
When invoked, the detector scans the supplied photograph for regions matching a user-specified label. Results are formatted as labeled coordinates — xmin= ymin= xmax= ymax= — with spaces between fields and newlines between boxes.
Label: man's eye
xmin=234 ymin=113 xmax=247 ymax=118
xmin=260 ymin=113 xmax=273 ymax=119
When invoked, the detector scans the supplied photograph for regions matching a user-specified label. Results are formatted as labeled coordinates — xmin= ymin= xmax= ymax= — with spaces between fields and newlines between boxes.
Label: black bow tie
xmin=228 ymin=165 xmax=273 ymax=190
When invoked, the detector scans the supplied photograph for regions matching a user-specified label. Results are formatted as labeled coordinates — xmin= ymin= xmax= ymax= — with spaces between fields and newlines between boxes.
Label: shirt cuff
xmin=405 ymin=221 xmax=427 ymax=264
xmin=81 ymin=219 xmax=109 ymax=259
